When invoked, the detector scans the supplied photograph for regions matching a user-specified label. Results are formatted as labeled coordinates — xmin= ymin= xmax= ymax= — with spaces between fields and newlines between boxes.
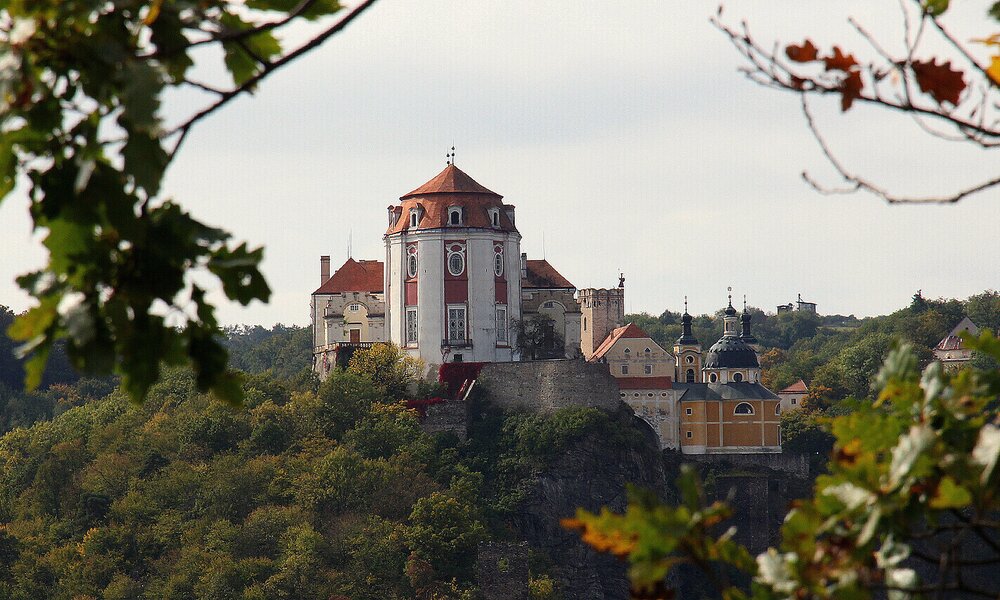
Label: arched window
xmin=775 ymin=405 xmax=781 ymax=415
xmin=734 ymin=402 xmax=754 ymax=415
xmin=685 ymin=369 xmax=695 ymax=383
xmin=449 ymin=207 xmax=462 ymax=225
xmin=709 ymin=373 xmax=718 ymax=383
xmin=409 ymin=210 xmax=419 ymax=228
xmin=448 ymin=252 xmax=465 ymax=276
xmin=732 ymin=372 xmax=743 ymax=382
xmin=491 ymin=210 xmax=499 ymax=226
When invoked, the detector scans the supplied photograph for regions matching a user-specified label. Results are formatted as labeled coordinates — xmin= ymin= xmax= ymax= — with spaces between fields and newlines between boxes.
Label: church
xmin=310 ymin=163 xmax=780 ymax=454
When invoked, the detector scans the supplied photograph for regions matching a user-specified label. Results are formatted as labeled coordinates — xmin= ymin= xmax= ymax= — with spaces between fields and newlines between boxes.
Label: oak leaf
xmin=786 ymin=40 xmax=818 ymax=63
xmin=911 ymin=59 xmax=965 ymax=105
xmin=840 ymin=70 xmax=864 ymax=111
xmin=824 ymin=47 xmax=858 ymax=72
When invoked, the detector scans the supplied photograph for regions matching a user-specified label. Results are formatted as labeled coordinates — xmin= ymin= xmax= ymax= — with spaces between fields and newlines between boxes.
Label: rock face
xmin=509 ymin=409 xmax=666 ymax=600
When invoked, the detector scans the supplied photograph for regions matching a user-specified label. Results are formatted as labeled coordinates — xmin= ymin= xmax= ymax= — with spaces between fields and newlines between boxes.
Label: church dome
xmin=703 ymin=336 xmax=759 ymax=369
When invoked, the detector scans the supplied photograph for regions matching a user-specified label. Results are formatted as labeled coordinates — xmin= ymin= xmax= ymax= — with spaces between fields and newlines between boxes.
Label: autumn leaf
xmin=840 ymin=70 xmax=864 ymax=111
xmin=987 ymin=56 xmax=1000 ymax=86
xmin=824 ymin=47 xmax=858 ymax=72
xmin=786 ymin=40 xmax=819 ymax=63
xmin=911 ymin=59 xmax=965 ymax=105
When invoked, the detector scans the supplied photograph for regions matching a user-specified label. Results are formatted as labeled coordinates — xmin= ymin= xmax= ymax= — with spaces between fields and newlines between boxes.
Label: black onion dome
xmin=703 ymin=336 xmax=759 ymax=369
xmin=677 ymin=311 xmax=698 ymax=345
xmin=724 ymin=302 xmax=737 ymax=317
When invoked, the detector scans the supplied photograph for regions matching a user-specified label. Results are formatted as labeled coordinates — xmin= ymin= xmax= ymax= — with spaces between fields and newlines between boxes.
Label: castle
xmin=311 ymin=163 xmax=780 ymax=454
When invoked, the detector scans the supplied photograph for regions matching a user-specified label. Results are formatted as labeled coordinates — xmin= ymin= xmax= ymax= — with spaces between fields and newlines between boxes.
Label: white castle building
xmin=311 ymin=163 xmax=612 ymax=375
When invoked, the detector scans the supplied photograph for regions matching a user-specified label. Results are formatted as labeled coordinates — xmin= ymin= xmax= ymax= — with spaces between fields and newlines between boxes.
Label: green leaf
xmin=220 ymin=13 xmax=282 ymax=87
xmin=119 ymin=62 xmax=162 ymax=130
xmin=122 ymin=130 xmax=168 ymax=196
xmin=923 ymin=0 xmax=950 ymax=16
xmin=929 ymin=476 xmax=971 ymax=509
xmin=246 ymin=0 xmax=342 ymax=20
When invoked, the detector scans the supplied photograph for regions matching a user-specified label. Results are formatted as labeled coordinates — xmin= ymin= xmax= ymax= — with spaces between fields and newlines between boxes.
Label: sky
xmin=1 ymin=1 xmax=997 ymax=326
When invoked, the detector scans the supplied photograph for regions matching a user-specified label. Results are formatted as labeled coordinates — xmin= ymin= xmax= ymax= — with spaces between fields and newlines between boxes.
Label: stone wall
xmin=477 ymin=542 xmax=529 ymax=600
xmin=477 ymin=360 xmax=620 ymax=414
xmin=681 ymin=451 xmax=809 ymax=478
xmin=419 ymin=400 xmax=467 ymax=441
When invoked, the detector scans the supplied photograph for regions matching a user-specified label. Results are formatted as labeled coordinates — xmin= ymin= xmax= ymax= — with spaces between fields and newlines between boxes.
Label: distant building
xmin=933 ymin=317 xmax=980 ymax=370
xmin=777 ymin=379 xmax=808 ymax=413
xmin=777 ymin=293 xmax=816 ymax=314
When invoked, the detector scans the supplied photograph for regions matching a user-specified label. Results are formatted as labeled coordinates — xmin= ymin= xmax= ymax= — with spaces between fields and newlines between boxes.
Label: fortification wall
xmin=681 ymin=451 xmax=809 ymax=478
xmin=477 ymin=360 xmax=620 ymax=413
xmin=419 ymin=401 xmax=467 ymax=441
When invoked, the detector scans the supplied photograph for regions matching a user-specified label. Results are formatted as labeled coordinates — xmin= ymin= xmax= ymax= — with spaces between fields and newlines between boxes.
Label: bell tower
xmin=673 ymin=297 xmax=701 ymax=383
xmin=579 ymin=275 xmax=625 ymax=360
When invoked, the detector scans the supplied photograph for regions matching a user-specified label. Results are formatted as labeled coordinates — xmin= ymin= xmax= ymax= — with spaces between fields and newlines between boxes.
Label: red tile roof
xmin=589 ymin=323 xmax=655 ymax=361
xmin=313 ymin=258 xmax=384 ymax=294
xmin=402 ymin=164 xmax=501 ymax=199
xmin=523 ymin=260 xmax=575 ymax=290
xmin=934 ymin=335 xmax=964 ymax=352
xmin=779 ymin=379 xmax=808 ymax=394
xmin=617 ymin=376 xmax=673 ymax=390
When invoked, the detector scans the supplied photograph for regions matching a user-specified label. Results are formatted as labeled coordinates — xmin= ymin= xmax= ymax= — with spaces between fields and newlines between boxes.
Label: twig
xmin=164 ymin=0 xmax=378 ymax=161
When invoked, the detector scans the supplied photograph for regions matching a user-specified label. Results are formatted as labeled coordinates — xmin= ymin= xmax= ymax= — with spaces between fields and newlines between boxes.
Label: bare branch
xmin=165 ymin=0 xmax=379 ymax=161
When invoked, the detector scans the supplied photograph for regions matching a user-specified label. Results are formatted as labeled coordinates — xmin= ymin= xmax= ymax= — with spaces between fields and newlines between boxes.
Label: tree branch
xmin=164 ymin=0 xmax=379 ymax=161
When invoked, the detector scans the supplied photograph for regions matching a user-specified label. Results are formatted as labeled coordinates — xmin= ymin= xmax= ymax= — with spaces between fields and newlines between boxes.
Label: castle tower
xmin=702 ymin=292 xmax=761 ymax=384
xmin=673 ymin=298 xmax=701 ymax=383
xmin=384 ymin=164 xmax=522 ymax=369
xmin=578 ymin=278 xmax=625 ymax=360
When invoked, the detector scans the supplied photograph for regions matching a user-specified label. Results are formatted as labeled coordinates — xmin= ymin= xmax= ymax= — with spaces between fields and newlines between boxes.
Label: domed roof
xmin=401 ymin=164 xmax=501 ymax=199
xmin=703 ymin=336 xmax=759 ymax=369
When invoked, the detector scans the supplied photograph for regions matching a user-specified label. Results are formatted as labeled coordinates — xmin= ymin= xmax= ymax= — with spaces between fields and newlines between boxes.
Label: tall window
xmin=685 ymin=368 xmax=695 ymax=383
xmin=496 ymin=306 xmax=508 ymax=343
xmin=449 ymin=208 xmax=462 ymax=225
xmin=494 ymin=252 xmax=504 ymax=276
xmin=448 ymin=252 xmax=465 ymax=276
xmin=448 ymin=306 xmax=467 ymax=342
xmin=405 ymin=308 xmax=418 ymax=345
xmin=621 ymin=365 xmax=629 ymax=375
xmin=407 ymin=254 xmax=418 ymax=278
xmin=644 ymin=365 xmax=652 ymax=375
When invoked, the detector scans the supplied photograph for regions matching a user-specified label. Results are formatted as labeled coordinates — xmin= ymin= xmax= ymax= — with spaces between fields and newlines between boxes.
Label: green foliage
xmin=0 ymin=0 xmax=365 ymax=401
xmin=347 ymin=342 xmax=424 ymax=399
xmin=570 ymin=337 xmax=1000 ymax=599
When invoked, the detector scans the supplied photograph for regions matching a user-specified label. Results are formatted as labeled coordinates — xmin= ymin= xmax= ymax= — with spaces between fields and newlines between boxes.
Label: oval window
xmin=709 ymin=373 xmax=718 ymax=383
xmin=407 ymin=254 xmax=418 ymax=278
xmin=685 ymin=355 xmax=694 ymax=364
xmin=733 ymin=372 xmax=743 ymax=382
xmin=448 ymin=252 xmax=465 ymax=276
xmin=494 ymin=253 xmax=503 ymax=276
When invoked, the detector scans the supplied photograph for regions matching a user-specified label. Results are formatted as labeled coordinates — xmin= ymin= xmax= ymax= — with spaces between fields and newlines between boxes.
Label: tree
xmin=567 ymin=332 xmax=1000 ymax=599
xmin=513 ymin=315 xmax=566 ymax=360
xmin=0 ymin=1 xmax=378 ymax=401
xmin=347 ymin=342 xmax=424 ymax=399
xmin=715 ymin=1 xmax=1000 ymax=204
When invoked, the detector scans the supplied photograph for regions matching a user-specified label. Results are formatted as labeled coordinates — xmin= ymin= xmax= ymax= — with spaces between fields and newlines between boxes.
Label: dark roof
xmin=313 ymin=258 xmax=384 ymax=294
xmin=523 ymin=260 xmax=575 ymax=289
xmin=675 ymin=382 xmax=778 ymax=402
xmin=934 ymin=335 xmax=964 ymax=352
xmin=703 ymin=336 xmax=759 ymax=369
xmin=402 ymin=164 xmax=501 ymax=199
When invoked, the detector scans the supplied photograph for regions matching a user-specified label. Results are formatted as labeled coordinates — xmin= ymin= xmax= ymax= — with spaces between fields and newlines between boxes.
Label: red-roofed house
xmin=933 ymin=317 xmax=979 ymax=370
xmin=520 ymin=258 xmax=582 ymax=359
xmin=777 ymin=379 xmax=808 ymax=412
xmin=311 ymin=257 xmax=387 ymax=377
xmin=588 ymin=323 xmax=682 ymax=449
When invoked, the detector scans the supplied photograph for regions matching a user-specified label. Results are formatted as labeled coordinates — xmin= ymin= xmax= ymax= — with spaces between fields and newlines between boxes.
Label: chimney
xmin=520 ymin=253 xmax=527 ymax=278
xmin=320 ymin=255 xmax=330 ymax=285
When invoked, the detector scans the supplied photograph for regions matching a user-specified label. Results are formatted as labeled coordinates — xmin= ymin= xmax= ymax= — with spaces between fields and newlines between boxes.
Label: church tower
xmin=739 ymin=297 xmax=762 ymax=358
xmin=673 ymin=298 xmax=701 ymax=383
xmin=702 ymin=293 xmax=761 ymax=384
xmin=384 ymin=163 xmax=522 ymax=369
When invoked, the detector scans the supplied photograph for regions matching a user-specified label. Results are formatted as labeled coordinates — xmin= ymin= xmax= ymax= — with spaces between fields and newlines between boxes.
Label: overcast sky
xmin=1 ymin=1 xmax=997 ymax=326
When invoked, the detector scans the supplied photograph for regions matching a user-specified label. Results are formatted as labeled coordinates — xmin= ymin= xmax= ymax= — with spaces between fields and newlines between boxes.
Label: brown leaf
xmin=786 ymin=40 xmax=819 ymax=63
xmin=840 ymin=70 xmax=864 ymax=111
xmin=824 ymin=47 xmax=858 ymax=72
xmin=911 ymin=59 xmax=966 ymax=105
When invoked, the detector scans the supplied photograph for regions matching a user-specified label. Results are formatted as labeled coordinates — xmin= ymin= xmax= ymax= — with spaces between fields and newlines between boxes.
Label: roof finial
xmin=684 ymin=296 xmax=688 ymax=313
xmin=743 ymin=294 xmax=747 ymax=311
xmin=728 ymin=286 xmax=732 ymax=306
xmin=446 ymin=145 xmax=456 ymax=166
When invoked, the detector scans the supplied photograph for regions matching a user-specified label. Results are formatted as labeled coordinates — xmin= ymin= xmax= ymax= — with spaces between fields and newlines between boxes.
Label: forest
xmin=0 ymin=290 xmax=997 ymax=599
